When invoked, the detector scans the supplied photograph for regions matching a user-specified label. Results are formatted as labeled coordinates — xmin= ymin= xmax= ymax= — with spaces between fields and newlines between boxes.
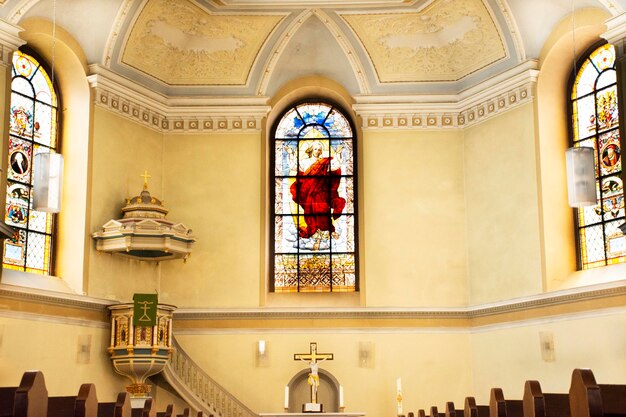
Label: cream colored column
xmin=0 ymin=20 xmax=25 ymax=278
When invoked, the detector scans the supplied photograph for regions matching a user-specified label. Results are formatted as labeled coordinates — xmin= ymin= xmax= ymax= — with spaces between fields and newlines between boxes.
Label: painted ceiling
xmin=1 ymin=0 xmax=624 ymax=97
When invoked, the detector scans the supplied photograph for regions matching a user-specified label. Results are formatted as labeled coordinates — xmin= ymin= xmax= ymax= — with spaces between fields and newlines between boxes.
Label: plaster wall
xmin=0 ymin=315 xmax=127 ymax=401
xmin=158 ymin=131 xmax=262 ymax=308
xmin=361 ymin=129 xmax=468 ymax=307
xmin=464 ymin=103 xmax=544 ymax=304
xmin=87 ymin=108 xmax=163 ymax=301
xmin=176 ymin=331 xmax=473 ymax=416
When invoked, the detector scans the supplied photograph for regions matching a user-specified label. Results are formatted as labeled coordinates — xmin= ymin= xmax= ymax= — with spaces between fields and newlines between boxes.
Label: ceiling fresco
xmin=121 ymin=0 xmax=284 ymax=86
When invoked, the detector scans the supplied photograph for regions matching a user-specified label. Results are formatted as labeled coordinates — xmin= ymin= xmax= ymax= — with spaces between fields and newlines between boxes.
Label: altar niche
xmin=287 ymin=368 xmax=340 ymax=413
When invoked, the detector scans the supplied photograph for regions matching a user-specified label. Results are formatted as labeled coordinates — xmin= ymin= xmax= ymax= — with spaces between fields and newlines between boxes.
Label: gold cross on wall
xmin=140 ymin=170 xmax=151 ymax=190
xmin=293 ymin=342 xmax=334 ymax=363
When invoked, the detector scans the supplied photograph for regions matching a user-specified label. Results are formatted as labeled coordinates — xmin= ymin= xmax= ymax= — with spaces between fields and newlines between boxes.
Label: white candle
xmin=339 ymin=385 xmax=344 ymax=408
xmin=284 ymin=386 xmax=289 ymax=409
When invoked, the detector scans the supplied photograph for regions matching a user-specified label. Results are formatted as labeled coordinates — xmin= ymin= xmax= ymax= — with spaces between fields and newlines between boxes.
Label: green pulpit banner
xmin=133 ymin=293 xmax=158 ymax=326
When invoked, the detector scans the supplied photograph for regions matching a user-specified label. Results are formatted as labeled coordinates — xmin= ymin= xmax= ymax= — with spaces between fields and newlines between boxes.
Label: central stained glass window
xmin=570 ymin=43 xmax=626 ymax=269
xmin=271 ymin=101 xmax=357 ymax=292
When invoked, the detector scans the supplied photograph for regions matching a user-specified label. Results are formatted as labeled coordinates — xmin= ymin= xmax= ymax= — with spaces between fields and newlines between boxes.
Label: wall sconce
xmin=256 ymin=339 xmax=268 ymax=367
xmin=33 ymin=153 xmax=64 ymax=213
xmin=358 ymin=341 xmax=374 ymax=368
xmin=539 ymin=331 xmax=556 ymax=362
xmin=565 ymin=147 xmax=596 ymax=207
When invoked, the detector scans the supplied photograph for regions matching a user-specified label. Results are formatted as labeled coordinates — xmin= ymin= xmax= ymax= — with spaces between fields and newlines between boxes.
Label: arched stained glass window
xmin=3 ymin=50 xmax=59 ymax=274
xmin=570 ymin=43 xmax=626 ymax=269
xmin=271 ymin=101 xmax=357 ymax=292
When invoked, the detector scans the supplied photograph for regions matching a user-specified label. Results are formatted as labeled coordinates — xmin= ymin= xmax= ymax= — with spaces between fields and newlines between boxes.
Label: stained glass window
xmin=271 ymin=101 xmax=357 ymax=292
xmin=3 ymin=50 xmax=59 ymax=274
xmin=570 ymin=43 xmax=626 ymax=269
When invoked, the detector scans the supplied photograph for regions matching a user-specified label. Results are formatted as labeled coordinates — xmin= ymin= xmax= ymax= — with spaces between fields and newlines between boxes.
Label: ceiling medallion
xmin=92 ymin=171 xmax=196 ymax=261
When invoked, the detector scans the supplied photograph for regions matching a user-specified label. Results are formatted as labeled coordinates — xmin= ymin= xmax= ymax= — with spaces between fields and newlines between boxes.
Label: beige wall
xmin=464 ymin=104 xmax=544 ymax=304
xmin=470 ymin=309 xmax=626 ymax=404
xmin=0 ymin=315 xmax=127 ymax=401
xmin=159 ymin=131 xmax=262 ymax=308
xmin=87 ymin=108 xmax=164 ymax=300
xmin=176 ymin=331 xmax=474 ymax=416
xmin=362 ymin=129 xmax=468 ymax=307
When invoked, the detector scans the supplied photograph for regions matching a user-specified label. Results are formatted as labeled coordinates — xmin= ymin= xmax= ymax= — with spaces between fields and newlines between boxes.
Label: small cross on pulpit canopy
xmin=140 ymin=170 xmax=152 ymax=190
xmin=294 ymin=342 xmax=334 ymax=406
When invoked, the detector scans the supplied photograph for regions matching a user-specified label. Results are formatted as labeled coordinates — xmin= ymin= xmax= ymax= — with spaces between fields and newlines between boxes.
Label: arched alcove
xmin=535 ymin=7 xmax=626 ymax=290
xmin=287 ymin=368 xmax=340 ymax=413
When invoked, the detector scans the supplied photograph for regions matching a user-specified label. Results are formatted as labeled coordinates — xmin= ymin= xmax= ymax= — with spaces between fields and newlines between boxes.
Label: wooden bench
xmin=13 ymin=371 xmax=48 ymax=417
xmin=490 ymin=388 xmax=523 ymax=417
xmin=156 ymin=404 xmax=173 ymax=417
xmin=97 ymin=392 xmax=130 ymax=417
xmin=130 ymin=399 xmax=151 ymax=417
xmin=445 ymin=401 xmax=463 ymax=417
xmin=523 ymin=380 xmax=570 ymax=417
xmin=570 ymin=368 xmax=626 ymax=417
xmin=47 ymin=384 xmax=97 ymax=417
xmin=466 ymin=397 xmax=490 ymax=417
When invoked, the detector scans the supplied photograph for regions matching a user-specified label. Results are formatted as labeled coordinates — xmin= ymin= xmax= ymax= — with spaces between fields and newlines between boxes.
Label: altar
xmin=260 ymin=413 xmax=365 ymax=417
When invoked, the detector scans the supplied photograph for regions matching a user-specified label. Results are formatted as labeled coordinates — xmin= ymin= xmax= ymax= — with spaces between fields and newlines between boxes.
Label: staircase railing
xmin=162 ymin=336 xmax=258 ymax=417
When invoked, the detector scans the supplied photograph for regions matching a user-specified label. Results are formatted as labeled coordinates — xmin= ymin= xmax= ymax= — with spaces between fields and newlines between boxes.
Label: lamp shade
xmin=565 ymin=146 xmax=597 ymax=207
xmin=33 ymin=152 xmax=64 ymax=213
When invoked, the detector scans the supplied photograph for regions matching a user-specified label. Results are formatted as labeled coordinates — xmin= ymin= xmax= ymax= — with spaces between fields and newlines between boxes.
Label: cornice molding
xmin=174 ymin=278 xmax=626 ymax=321
xmin=87 ymin=60 xmax=538 ymax=134
xmin=0 ymin=283 xmax=113 ymax=312
xmin=1 ymin=279 xmax=626 ymax=327
xmin=88 ymin=65 xmax=271 ymax=133
xmin=0 ymin=19 xmax=24 ymax=66
xmin=602 ymin=12 xmax=626 ymax=46
xmin=353 ymin=60 xmax=539 ymax=129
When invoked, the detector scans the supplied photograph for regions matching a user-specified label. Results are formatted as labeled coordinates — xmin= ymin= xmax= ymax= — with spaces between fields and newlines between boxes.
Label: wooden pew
xmin=130 ymin=398 xmax=152 ymax=417
xmin=13 ymin=371 xmax=48 ymax=417
xmin=466 ymin=397 xmax=490 ymax=417
xmin=48 ymin=384 xmax=97 ymax=417
xmin=0 ymin=386 xmax=18 ymax=417
xmin=156 ymin=404 xmax=173 ymax=417
xmin=430 ymin=406 xmax=445 ymax=417
xmin=523 ymin=380 xmax=570 ymax=417
xmin=175 ymin=408 xmax=189 ymax=417
xmin=97 ymin=392 xmax=131 ymax=417
xmin=490 ymin=388 xmax=523 ymax=417
xmin=445 ymin=401 xmax=464 ymax=417
xmin=570 ymin=368 xmax=626 ymax=417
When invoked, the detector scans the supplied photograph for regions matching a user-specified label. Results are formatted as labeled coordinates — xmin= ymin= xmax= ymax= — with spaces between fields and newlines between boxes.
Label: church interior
xmin=1 ymin=0 xmax=626 ymax=416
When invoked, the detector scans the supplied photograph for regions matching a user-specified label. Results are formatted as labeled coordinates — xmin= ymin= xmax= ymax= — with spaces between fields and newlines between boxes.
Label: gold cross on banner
xmin=140 ymin=170 xmax=151 ymax=190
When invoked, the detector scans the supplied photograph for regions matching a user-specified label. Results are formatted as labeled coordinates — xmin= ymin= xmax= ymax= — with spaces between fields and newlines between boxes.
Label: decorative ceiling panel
xmin=121 ymin=0 xmax=284 ymax=86
xmin=340 ymin=0 xmax=507 ymax=83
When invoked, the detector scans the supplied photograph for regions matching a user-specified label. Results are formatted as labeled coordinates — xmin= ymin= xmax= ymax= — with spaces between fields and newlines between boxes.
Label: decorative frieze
xmin=355 ymin=61 xmax=538 ymax=130
xmin=88 ymin=65 xmax=270 ymax=133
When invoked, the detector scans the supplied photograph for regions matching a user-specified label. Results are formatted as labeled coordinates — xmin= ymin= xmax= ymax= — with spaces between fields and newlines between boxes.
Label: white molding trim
xmin=0 ymin=308 xmax=110 ymax=329
xmin=353 ymin=60 xmax=539 ymax=129
xmin=102 ymin=0 xmax=135 ymax=68
xmin=494 ymin=0 xmax=526 ymax=61
xmin=0 ymin=282 xmax=114 ymax=312
xmin=0 ymin=19 xmax=24 ymax=66
xmin=88 ymin=65 xmax=271 ymax=133
xmin=173 ymin=278 xmax=626 ymax=320
xmin=1 ymin=279 xmax=626 ymax=329
xmin=602 ymin=12 xmax=626 ymax=45
xmin=88 ymin=60 xmax=538 ymax=134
